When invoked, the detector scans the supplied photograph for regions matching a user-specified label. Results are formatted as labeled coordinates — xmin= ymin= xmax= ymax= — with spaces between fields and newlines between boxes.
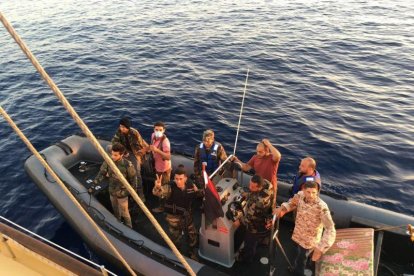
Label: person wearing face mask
xmin=193 ymin=129 xmax=228 ymax=186
xmin=233 ymin=139 xmax=281 ymax=208
xmin=148 ymin=121 xmax=172 ymax=213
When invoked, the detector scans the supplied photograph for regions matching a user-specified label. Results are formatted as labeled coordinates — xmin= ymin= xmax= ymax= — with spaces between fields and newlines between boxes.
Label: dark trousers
xmin=240 ymin=230 xmax=268 ymax=263
xmin=293 ymin=244 xmax=314 ymax=276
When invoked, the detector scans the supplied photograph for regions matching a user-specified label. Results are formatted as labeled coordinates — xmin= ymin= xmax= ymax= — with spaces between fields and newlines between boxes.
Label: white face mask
xmin=154 ymin=130 xmax=164 ymax=138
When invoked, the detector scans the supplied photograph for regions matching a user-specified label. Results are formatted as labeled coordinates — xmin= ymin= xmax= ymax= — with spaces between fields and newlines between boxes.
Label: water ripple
xmin=1 ymin=0 xmax=413 ymax=255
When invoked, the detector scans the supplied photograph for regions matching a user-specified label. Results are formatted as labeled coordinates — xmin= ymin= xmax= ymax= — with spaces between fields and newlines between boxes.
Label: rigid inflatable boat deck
xmin=68 ymin=159 xmax=297 ymax=275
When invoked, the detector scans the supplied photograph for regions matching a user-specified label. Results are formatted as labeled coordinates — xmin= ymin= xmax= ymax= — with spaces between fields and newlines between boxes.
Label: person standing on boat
xmin=233 ymin=139 xmax=281 ymax=207
xmin=233 ymin=175 xmax=273 ymax=263
xmin=291 ymin=157 xmax=321 ymax=196
xmin=92 ymin=143 xmax=136 ymax=228
xmin=110 ymin=117 xmax=147 ymax=202
xmin=274 ymin=181 xmax=336 ymax=276
xmin=148 ymin=121 xmax=172 ymax=213
xmin=193 ymin=129 xmax=228 ymax=185
xmin=152 ymin=167 xmax=202 ymax=261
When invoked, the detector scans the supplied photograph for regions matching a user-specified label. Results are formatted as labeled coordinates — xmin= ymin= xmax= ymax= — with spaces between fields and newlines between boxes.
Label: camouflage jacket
xmin=111 ymin=127 xmax=148 ymax=158
xmin=282 ymin=191 xmax=336 ymax=253
xmin=242 ymin=187 xmax=273 ymax=233
xmin=94 ymin=158 xmax=137 ymax=198
xmin=152 ymin=180 xmax=203 ymax=213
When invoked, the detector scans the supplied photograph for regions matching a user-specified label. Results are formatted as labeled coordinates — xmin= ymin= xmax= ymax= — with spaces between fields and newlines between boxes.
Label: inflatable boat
xmin=25 ymin=134 xmax=414 ymax=275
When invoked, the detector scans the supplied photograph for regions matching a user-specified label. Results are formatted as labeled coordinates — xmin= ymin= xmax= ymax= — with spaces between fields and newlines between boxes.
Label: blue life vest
xmin=292 ymin=170 xmax=321 ymax=195
xmin=200 ymin=142 xmax=220 ymax=174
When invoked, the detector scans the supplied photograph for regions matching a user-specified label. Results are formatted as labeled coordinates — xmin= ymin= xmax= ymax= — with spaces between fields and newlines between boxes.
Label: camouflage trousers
xmin=110 ymin=195 xmax=132 ymax=228
xmin=165 ymin=213 xmax=197 ymax=250
xmin=156 ymin=169 xmax=171 ymax=208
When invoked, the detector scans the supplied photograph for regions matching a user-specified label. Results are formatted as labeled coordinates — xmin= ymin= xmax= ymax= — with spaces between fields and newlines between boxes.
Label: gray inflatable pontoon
xmin=25 ymin=134 xmax=414 ymax=275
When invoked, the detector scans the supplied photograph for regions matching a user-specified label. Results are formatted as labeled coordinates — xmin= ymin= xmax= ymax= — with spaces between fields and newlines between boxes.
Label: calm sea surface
xmin=1 ymin=0 xmax=413 ymax=270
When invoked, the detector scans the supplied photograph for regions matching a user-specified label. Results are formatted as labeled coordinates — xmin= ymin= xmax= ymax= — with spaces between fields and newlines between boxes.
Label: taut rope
xmin=0 ymin=106 xmax=136 ymax=276
xmin=0 ymin=11 xmax=195 ymax=276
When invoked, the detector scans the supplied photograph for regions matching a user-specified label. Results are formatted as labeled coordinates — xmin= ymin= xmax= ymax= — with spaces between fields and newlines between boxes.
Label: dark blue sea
xmin=1 ymin=0 xmax=413 ymax=272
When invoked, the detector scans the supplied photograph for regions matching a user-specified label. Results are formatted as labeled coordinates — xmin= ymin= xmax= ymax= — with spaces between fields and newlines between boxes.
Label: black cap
xmin=119 ymin=117 xmax=131 ymax=129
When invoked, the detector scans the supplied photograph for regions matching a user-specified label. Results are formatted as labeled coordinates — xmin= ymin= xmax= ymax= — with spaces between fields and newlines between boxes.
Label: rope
xmin=0 ymin=106 xmax=136 ymax=276
xmin=0 ymin=11 xmax=196 ymax=276
xmin=233 ymin=69 xmax=249 ymax=156
xmin=0 ymin=215 xmax=117 ymax=276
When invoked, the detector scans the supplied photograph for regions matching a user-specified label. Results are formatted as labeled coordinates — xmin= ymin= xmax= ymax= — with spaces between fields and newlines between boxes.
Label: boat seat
xmin=316 ymin=228 xmax=374 ymax=276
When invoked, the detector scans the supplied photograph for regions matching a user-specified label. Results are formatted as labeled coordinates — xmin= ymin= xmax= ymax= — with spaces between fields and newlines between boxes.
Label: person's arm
xmin=262 ymin=139 xmax=281 ymax=163
xmin=233 ymin=156 xmax=252 ymax=172
xmin=193 ymin=146 xmax=202 ymax=179
xmin=93 ymin=162 xmax=108 ymax=184
xmin=192 ymin=182 xmax=204 ymax=198
xmin=273 ymin=192 xmax=300 ymax=217
xmin=126 ymin=162 xmax=137 ymax=191
xmin=111 ymin=130 xmax=120 ymax=145
xmin=133 ymin=130 xmax=149 ymax=157
xmin=89 ymin=162 xmax=108 ymax=193
xmin=218 ymin=144 xmax=228 ymax=162
xmin=152 ymin=174 xmax=171 ymax=198
xmin=232 ymin=194 xmax=249 ymax=228
xmin=149 ymin=137 xmax=171 ymax=160
xmin=314 ymin=204 xmax=336 ymax=259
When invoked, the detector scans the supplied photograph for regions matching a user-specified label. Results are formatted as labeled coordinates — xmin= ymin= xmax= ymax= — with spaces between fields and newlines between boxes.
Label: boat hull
xmin=24 ymin=135 xmax=414 ymax=273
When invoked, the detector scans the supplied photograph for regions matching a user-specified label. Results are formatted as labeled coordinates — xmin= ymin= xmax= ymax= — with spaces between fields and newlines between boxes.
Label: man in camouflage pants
xmin=92 ymin=143 xmax=137 ymax=228
xmin=111 ymin=117 xmax=148 ymax=202
xmin=233 ymin=175 xmax=273 ymax=263
xmin=152 ymin=167 xmax=203 ymax=260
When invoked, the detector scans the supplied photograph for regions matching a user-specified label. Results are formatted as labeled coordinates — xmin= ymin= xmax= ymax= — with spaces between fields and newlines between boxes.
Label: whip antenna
xmin=233 ymin=68 xmax=249 ymax=156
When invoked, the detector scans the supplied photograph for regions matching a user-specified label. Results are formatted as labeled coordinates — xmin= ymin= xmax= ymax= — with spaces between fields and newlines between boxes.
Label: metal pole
xmin=374 ymin=231 xmax=384 ymax=276
xmin=233 ymin=69 xmax=249 ymax=156
xmin=209 ymin=154 xmax=233 ymax=179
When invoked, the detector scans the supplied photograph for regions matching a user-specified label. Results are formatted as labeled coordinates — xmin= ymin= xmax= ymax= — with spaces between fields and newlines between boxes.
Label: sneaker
xmin=152 ymin=207 xmax=164 ymax=213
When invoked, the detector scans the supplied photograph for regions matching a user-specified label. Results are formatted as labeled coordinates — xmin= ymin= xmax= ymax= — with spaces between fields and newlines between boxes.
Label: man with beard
xmin=92 ymin=143 xmax=136 ymax=228
xmin=291 ymin=157 xmax=321 ymax=196
xmin=234 ymin=139 xmax=281 ymax=207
